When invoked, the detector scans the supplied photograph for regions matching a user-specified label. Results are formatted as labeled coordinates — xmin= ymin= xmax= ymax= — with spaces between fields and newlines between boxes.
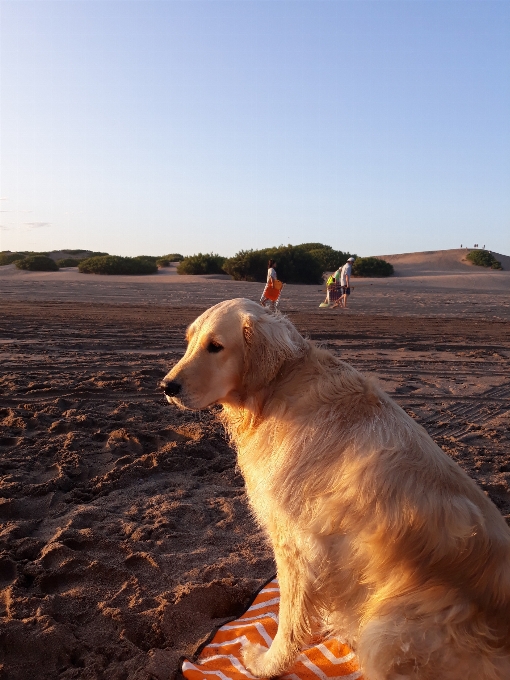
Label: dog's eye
xmin=207 ymin=340 xmax=224 ymax=353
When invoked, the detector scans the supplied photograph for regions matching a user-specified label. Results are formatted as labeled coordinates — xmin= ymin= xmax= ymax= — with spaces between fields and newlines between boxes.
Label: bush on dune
xmin=56 ymin=258 xmax=81 ymax=267
xmin=307 ymin=247 xmax=357 ymax=273
xmin=133 ymin=254 xmax=184 ymax=268
xmin=466 ymin=250 xmax=502 ymax=270
xmin=0 ymin=252 xmax=26 ymax=266
xmin=15 ymin=255 xmax=59 ymax=272
xmin=59 ymin=250 xmax=109 ymax=259
xmin=78 ymin=255 xmax=158 ymax=275
xmin=177 ymin=253 xmax=226 ymax=275
xmin=223 ymin=243 xmax=344 ymax=284
xmin=221 ymin=250 xmax=267 ymax=281
xmin=2 ymin=250 xmax=50 ymax=266
xmin=157 ymin=253 xmax=184 ymax=267
xmin=133 ymin=255 xmax=160 ymax=266
xmin=265 ymin=245 xmax=324 ymax=284
xmin=352 ymin=257 xmax=394 ymax=277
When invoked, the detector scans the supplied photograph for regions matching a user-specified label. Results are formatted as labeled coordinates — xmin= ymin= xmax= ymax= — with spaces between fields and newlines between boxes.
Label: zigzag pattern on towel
xmin=181 ymin=580 xmax=363 ymax=680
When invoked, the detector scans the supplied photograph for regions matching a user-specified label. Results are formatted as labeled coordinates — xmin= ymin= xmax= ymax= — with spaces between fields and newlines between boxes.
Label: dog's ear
xmin=242 ymin=312 xmax=307 ymax=391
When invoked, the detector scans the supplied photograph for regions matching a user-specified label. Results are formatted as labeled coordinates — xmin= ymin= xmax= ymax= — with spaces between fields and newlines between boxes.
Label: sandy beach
xmin=1 ymin=249 xmax=509 ymax=679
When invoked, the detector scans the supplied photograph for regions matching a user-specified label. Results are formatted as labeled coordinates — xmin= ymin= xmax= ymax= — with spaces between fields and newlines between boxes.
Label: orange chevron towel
xmin=181 ymin=579 xmax=363 ymax=680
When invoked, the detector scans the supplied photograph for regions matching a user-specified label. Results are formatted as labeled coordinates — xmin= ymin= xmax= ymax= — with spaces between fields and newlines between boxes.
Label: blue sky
xmin=1 ymin=1 xmax=509 ymax=258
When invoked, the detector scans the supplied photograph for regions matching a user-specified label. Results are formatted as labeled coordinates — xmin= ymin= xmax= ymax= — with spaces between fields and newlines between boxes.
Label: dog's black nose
xmin=163 ymin=381 xmax=181 ymax=397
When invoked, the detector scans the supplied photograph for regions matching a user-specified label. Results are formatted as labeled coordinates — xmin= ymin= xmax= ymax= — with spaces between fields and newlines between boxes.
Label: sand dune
xmin=376 ymin=247 xmax=510 ymax=276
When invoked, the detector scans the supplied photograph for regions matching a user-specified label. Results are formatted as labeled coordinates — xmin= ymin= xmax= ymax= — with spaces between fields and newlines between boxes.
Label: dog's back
xmin=226 ymin=334 xmax=510 ymax=679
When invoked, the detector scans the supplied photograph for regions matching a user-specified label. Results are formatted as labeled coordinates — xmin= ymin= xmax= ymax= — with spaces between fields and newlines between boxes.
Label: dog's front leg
xmin=243 ymin=547 xmax=310 ymax=678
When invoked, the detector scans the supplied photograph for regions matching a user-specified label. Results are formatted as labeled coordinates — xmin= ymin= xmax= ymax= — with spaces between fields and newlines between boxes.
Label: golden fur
xmin=162 ymin=298 xmax=510 ymax=679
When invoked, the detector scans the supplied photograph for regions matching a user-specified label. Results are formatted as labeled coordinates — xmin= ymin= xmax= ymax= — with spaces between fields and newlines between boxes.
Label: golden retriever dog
xmin=162 ymin=298 xmax=510 ymax=680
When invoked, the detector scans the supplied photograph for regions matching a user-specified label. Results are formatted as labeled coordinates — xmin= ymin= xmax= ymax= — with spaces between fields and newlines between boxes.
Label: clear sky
xmin=1 ymin=1 xmax=509 ymax=258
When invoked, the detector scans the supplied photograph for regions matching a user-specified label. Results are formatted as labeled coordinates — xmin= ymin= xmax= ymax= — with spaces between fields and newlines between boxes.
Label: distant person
xmin=260 ymin=259 xmax=281 ymax=311
xmin=319 ymin=267 xmax=341 ymax=308
xmin=320 ymin=273 xmax=334 ymax=307
xmin=336 ymin=257 xmax=355 ymax=309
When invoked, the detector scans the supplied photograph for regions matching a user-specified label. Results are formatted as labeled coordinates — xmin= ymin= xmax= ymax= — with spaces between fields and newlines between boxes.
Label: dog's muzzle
xmin=162 ymin=381 xmax=182 ymax=397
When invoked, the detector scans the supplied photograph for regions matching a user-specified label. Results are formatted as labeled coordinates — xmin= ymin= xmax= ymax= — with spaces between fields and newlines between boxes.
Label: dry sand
xmin=0 ymin=249 xmax=509 ymax=679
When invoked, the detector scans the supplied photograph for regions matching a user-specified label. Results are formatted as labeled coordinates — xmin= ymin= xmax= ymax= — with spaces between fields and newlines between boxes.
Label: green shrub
xmin=162 ymin=253 xmax=183 ymax=262
xmin=133 ymin=255 xmax=159 ymax=266
xmin=265 ymin=245 xmax=324 ymax=284
xmin=298 ymin=242 xmax=331 ymax=251
xmin=177 ymin=253 xmax=226 ymax=275
xmin=154 ymin=254 xmax=184 ymax=267
xmin=293 ymin=244 xmax=357 ymax=272
xmin=16 ymin=255 xmax=59 ymax=272
xmin=224 ymin=245 xmax=323 ymax=284
xmin=307 ymin=247 xmax=357 ymax=272
xmin=466 ymin=250 xmax=502 ymax=269
xmin=59 ymin=249 xmax=108 ymax=258
xmin=223 ymin=243 xmax=355 ymax=284
xmin=222 ymin=250 xmax=267 ymax=281
xmin=64 ymin=251 xmax=108 ymax=258
xmin=0 ymin=252 xmax=26 ymax=266
xmin=131 ymin=254 xmax=184 ymax=268
xmin=56 ymin=258 xmax=81 ymax=267
xmin=140 ymin=253 xmax=185 ymax=267
xmin=78 ymin=255 xmax=158 ymax=275
xmin=352 ymin=257 xmax=394 ymax=277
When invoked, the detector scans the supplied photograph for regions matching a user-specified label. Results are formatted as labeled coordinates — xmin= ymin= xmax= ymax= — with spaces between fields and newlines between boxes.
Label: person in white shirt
xmin=338 ymin=257 xmax=355 ymax=309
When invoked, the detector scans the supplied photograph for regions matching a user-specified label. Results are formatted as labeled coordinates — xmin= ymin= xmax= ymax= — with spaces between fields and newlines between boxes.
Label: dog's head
xmin=161 ymin=298 xmax=307 ymax=409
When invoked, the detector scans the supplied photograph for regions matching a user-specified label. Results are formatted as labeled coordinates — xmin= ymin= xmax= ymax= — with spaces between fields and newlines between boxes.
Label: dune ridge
xmin=375 ymin=247 xmax=510 ymax=275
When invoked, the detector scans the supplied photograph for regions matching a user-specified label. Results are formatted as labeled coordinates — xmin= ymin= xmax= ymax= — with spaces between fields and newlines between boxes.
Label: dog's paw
xmin=242 ymin=643 xmax=274 ymax=678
